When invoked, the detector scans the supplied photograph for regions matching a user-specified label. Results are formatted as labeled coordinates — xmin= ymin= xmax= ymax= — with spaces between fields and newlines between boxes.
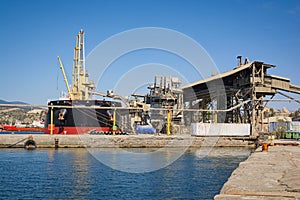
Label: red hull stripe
xmin=3 ymin=126 xmax=44 ymax=132
xmin=44 ymin=126 xmax=120 ymax=134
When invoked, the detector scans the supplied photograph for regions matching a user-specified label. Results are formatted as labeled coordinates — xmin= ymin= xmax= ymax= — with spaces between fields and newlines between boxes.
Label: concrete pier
xmin=0 ymin=134 xmax=256 ymax=148
xmin=215 ymin=143 xmax=300 ymax=200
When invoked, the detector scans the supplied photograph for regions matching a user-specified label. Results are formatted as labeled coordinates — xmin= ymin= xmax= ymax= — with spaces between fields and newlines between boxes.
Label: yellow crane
xmin=57 ymin=56 xmax=73 ymax=100
xmin=57 ymin=30 xmax=95 ymax=101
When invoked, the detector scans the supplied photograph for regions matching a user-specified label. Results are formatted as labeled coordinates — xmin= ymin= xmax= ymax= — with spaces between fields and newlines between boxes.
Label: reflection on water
xmin=0 ymin=147 xmax=252 ymax=200
xmin=89 ymin=147 xmax=190 ymax=173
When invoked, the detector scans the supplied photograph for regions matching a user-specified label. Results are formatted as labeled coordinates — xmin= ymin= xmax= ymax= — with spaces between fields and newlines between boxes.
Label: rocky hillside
xmin=0 ymin=108 xmax=46 ymax=125
xmin=0 ymin=99 xmax=46 ymax=124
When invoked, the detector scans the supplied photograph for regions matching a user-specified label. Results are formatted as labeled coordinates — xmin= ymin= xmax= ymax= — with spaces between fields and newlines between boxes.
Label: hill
xmin=0 ymin=99 xmax=27 ymax=105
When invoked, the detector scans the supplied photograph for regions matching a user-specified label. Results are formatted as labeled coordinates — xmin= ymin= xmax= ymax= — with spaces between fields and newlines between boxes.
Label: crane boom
xmin=57 ymin=56 xmax=73 ymax=99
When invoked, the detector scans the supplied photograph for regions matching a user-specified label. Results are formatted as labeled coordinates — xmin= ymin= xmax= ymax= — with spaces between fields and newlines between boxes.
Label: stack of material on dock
xmin=191 ymin=123 xmax=250 ymax=136
xmin=215 ymin=145 xmax=300 ymax=200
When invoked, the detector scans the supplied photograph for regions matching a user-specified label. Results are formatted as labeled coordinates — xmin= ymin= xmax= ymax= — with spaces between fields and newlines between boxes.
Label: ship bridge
xmin=180 ymin=57 xmax=300 ymax=136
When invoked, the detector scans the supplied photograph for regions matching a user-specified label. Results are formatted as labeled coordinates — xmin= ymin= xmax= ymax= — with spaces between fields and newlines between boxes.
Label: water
xmin=0 ymin=147 xmax=252 ymax=200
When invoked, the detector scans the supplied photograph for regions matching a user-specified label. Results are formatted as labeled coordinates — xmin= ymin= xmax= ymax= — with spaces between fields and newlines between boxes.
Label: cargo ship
xmin=44 ymin=30 xmax=122 ymax=134
xmin=44 ymin=99 xmax=122 ymax=134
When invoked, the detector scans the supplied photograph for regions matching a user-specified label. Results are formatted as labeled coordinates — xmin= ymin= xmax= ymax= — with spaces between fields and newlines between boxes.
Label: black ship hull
xmin=44 ymin=99 xmax=122 ymax=134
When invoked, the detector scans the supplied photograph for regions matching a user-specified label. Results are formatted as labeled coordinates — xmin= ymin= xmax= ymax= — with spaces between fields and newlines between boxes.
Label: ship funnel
xmin=237 ymin=55 xmax=242 ymax=67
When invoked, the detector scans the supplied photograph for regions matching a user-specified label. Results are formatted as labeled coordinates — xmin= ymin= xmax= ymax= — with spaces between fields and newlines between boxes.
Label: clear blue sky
xmin=0 ymin=0 xmax=299 ymax=110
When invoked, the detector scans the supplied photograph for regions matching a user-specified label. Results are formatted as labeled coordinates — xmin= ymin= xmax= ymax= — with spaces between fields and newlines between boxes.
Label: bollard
xmin=262 ymin=143 xmax=269 ymax=152
xmin=54 ymin=138 xmax=59 ymax=149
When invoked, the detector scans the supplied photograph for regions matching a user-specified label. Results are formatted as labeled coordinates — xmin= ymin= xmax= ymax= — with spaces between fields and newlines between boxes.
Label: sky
xmin=0 ymin=0 xmax=300 ymax=110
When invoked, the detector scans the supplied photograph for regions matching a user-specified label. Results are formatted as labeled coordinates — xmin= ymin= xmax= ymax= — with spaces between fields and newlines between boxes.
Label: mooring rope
xmin=7 ymin=137 xmax=29 ymax=148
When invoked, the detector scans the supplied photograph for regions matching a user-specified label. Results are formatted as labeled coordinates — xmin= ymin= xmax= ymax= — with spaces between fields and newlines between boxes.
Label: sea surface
xmin=0 ymin=147 xmax=252 ymax=200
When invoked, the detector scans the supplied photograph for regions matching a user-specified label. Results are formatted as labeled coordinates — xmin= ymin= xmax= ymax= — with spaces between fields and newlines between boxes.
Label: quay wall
xmin=215 ymin=143 xmax=300 ymax=200
xmin=0 ymin=134 xmax=257 ymax=148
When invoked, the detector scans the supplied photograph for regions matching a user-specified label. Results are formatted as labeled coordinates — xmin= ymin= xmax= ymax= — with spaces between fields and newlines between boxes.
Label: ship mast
xmin=70 ymin=29 xmax=94 ymax=100
xmin=57 ymin=29 xmax=95 ymax=100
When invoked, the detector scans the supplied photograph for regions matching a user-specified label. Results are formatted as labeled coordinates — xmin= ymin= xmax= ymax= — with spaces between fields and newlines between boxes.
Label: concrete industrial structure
xmin=181 ymin=56 xmax=300 ymax=136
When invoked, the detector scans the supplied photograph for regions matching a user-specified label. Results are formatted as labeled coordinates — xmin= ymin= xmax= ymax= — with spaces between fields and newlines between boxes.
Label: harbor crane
xmin=57 ymin=30 xmax=95 ymax=100
xmin=57 ymin=56 xmax=73 ymax=99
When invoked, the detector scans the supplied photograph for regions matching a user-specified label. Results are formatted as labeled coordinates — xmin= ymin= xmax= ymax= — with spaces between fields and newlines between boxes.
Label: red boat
xmin=2 ymin=124 xmax=44 ymax=132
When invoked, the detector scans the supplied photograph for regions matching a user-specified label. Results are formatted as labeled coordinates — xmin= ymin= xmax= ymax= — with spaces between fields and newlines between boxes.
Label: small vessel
xmin=2 ymin=124 xmax=44 ymax=132
xmin=2 ymin=120 xmax=45 ymax=132
xmin=44 ymin=30 xmax=122 ymax=134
